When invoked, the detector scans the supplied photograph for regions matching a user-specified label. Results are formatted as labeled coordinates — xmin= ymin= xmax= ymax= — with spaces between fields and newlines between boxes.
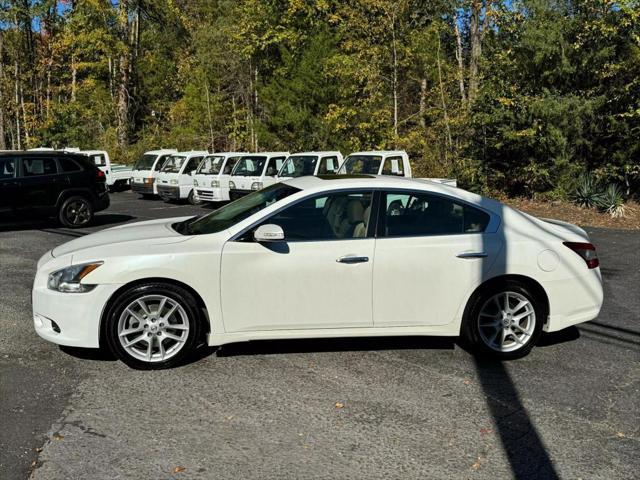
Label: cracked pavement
xmin=1 ymin=192 xmax=638 ymax=479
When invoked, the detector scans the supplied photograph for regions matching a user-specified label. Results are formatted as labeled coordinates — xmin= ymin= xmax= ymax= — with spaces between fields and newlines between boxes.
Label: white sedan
xmin=32 ymin=176 xmax=603 ymax=369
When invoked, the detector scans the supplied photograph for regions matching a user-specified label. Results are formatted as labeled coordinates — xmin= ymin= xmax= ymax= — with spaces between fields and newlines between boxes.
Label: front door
xmin=17 ymin=156 xmax=62 ymax=211
xmin=0 ymin=157 xmax=19 ymax=213
xmin=220 ymin=190 xmax=376 ymax=332
xmin=372 ymin=190 xmax=501 ymax=327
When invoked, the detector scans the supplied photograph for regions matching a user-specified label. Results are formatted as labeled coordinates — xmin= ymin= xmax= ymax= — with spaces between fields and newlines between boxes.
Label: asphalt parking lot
xmin=1 ymin=191 xmax=638 ymax=480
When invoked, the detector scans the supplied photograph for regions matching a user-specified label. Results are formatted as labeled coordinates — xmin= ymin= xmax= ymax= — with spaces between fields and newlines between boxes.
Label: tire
xmin=58 ymin=196 xmax=94 ymax=228
xmin=104 ymin=282 xmax=204 ymax=370
xmin=188 ymin=189 xmax=201 ymax=205
xmin=461 ymin=279 xmax=545 ymax=360
xmin=140 ymin=194 xmax=154 ymax=200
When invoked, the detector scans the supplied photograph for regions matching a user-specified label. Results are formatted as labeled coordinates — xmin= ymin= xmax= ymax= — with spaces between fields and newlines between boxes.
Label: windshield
xmin=133 ymin=154 xmax=157 ymax=171
xmin=279 ymin=155 xmax=318 ymax=178
xmin=177 ymin=183 xmax=301 ymax=235
xmin=161 ymin=155 xmax=187 ymax=173
xmin=340 ymin=155 xmax=382 ymax=175
xmin=196 ymin=155 xmax=225 ymax=175
xmin=232 ymin=156 xmax=267 ymax=176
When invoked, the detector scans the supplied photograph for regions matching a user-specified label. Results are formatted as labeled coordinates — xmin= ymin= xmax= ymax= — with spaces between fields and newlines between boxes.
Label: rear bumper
xmin=157 ymin=185 xmax=180 ymax=200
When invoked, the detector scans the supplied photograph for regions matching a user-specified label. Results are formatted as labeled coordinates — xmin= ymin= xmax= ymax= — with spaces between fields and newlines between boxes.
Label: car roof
xmin=0 ymin=150 xmax=87 ymax=158
xmin=239 ymin=152 xmax=289 ymax=158
xmin=288 ymin=151 xmax=342 ymax=157
xmin=203 ymin=152 xmax=246 ymax=157
xmin=347 ymin=150 xmax=407 ymax=157
xmin=145 ymin=149 xmax=177 ymax=155
xmin=173 ymin=151 xmax=209 ymax=156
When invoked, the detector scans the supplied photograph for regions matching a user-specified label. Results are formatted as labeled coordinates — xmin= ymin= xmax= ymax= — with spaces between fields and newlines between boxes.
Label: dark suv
xmin=0 ymin=151 xmax=110 ymax=228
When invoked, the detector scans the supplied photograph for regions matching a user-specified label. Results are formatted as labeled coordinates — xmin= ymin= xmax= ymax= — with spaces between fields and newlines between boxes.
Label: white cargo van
xmin=130 ymin=149 xmax=177 ymax=197
xmin=156 ymin=151 xmax=208 ymax=204
xmin=192 ymin=152 xmax=244 ymax=204
xmin=276 ymin=151 xmax=343 ymax=180
xmin=228 ymin=152 xmax=289 ymax=200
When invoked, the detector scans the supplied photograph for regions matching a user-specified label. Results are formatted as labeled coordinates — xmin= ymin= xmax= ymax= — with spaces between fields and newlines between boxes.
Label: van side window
xmin=223 ymin=157 xmax=240 ymax=174
xmin=0 ymin=157 xmax=17 ymax=179
xmin=318 ymin=156 xmax=339 ymax=174
xmin=265 ymin=157 xmax=285 ymax=177
xmin=185 ymin=157 xmax=203 ymax=174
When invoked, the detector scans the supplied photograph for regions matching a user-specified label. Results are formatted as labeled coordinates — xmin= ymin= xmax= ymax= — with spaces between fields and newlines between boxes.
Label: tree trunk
xmin=14 ymin=61 xmax=21 ymax=150
xmin=116 ymin=0 xmax=132 ymax=148
xmin=436 ymin=33 xmax=452 ymax=163
xmin=0 ymin=33 xmax=6 ymax=150
xmin=205 ymin=81 xmax=215 ymax=151
xmin=454 ymin=14 xmax=467 ymax=104
xmin=390 ymin=8 xmax=398 ymax=139
xmin=468 ymin=1 xmax=481 ymax=103
xmin=71 ymin=54 xmax=77 ymax=102
xmin=419 ymin=78 xmax=427 ymax=129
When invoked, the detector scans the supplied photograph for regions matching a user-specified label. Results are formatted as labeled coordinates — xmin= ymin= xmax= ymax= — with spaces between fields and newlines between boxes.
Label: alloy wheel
xmin=477 ymin=291 xmax=536 ymax=353
xmin=64 ymin=199 xmax=91 ymax=226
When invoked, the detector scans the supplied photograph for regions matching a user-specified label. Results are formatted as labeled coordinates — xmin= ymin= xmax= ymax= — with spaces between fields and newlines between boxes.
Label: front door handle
xmin=337 ymin=255 xmax=369 ymax=264
xmin=456 ymin=251 xmax=488 ymax=259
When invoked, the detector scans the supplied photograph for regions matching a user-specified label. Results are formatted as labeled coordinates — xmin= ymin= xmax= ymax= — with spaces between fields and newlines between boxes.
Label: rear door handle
xmin=456 ymin=252 xmax=488 ymax=259
xmin=337 ymin=255 xmax=369 ymax=264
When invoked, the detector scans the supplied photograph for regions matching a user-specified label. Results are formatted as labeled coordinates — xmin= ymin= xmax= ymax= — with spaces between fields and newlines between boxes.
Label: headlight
xmin=47 ymin=262 xmax=103 ymax=293
xmin=211 ymin=179 xmax=219 ymax=188
xmin=251 ymin=182 xmax=263 ymax=190
xmin=194 ymin=179 xmax=199 ymax=186
xmin=144 ymin=177 xmax=154 ymax=184
xmin=229 ymin=181 xmax=235 ymax=189
xmin=170 ymin=179 xmax=179 ymax=185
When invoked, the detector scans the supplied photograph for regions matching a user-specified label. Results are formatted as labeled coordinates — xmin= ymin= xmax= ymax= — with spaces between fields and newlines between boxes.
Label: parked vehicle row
xmin=130 ymin=149 xmax=457 ymax=207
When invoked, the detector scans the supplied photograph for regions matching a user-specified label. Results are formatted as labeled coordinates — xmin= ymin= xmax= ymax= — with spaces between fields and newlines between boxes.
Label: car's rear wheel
xmin=58 ymin=196 xmax=94 ymax=228
xmin=462 ymin=280 xmax=544 ymax=359
xmin=105 ymin=283 xmax=203 ymax=369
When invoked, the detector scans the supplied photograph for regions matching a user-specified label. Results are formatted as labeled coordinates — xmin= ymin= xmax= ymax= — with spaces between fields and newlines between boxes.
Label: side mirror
xmin=254 ymin=224 xmax=285 ymax=242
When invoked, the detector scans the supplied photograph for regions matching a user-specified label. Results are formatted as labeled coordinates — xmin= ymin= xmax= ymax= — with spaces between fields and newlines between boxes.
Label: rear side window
xmin=0 ymin=157 xmax=17 ymax=179
xmin=379 ymin=191 xmax=490 ymax=237
xmin=21 ymin=158 xmax=58 ymax=177
xmin=58 ymin=157 xmax=82 ymax=172
xmin=90 ymin=154 xmax=106 ymax=167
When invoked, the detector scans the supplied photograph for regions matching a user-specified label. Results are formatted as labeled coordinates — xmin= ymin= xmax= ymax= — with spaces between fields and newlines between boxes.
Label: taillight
xmin=96 ymin=169 xmax=106 ymax=181
xmin=563 ymin=242 xmax=599 ymax=269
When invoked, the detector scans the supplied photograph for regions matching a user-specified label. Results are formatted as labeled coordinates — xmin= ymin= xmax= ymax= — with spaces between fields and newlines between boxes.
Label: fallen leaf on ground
xmin=172 ymin=466 xmax=186 ymax=473
xmin=334 ymin=402 xmax=344 ymax=409
xmin=616 ymin=432 xmax=625 ymax=438
xmin=480 ymin=428 xmax=492 ymax=436
xmin=463 ymin=379 xmax=472 ymax=385
xmin=35 ymin=447 xmax=43 ymax=452
xmin=52 ymin=433 xmax=64 ymax=440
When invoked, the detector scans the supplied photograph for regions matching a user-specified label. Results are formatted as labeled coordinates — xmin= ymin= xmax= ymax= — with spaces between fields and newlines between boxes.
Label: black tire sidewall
xmin=462 ymin=280 xmax=545 ymax=360
xmin=58 ymin=196 xmax=94 ymax=228
xmin=105 ymin=283 xmax=202 ymax=370
xmin=188 ymin=189 xmax=200 ymax=205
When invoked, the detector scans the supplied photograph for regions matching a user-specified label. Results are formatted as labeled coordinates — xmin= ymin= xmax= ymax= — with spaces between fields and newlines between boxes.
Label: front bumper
xmin=32 ymin=283 xmax=122 ymax=348
xmin=131 ymin=182 xmax=155 ymax=195
xmin=195 ymin=187 xmax=225 ymax=202
xmin=229 ymin=189 xmax=252 ymax=200
xmin=157 ymin=185 xmax=180 ymax=200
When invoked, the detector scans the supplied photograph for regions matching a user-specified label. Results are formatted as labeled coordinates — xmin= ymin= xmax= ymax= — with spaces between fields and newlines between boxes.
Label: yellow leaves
xmin=334 ymin=402 xmax=345 ymax=409
xmin=172 ymin=466 xmax=186 ymax=474
xmin=52 ymin=433 xmax=64 ymax=440
xmin=497 ymin=97 xmax=514 ymax=107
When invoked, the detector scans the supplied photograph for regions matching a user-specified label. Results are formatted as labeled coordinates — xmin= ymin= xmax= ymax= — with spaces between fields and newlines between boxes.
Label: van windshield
xmin=161 ymin=155 xmax=186 ymax=173
xmin=196 ymin=155 xmax=225 ymax=175
xmin=232 ymin=156 xmax=267 ymax=176
xmin=133 ymin=154 xmax=157 ymax=170
xmin=176 ymin=183 xmax=301 ymax=235
xmin=279 ymin=155 xmax=318 ymax=178
xmin=340 ymin=155 xmax=382 ymax=175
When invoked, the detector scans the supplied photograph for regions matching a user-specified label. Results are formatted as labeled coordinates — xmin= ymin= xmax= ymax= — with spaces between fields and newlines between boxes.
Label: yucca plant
xmin=597 ymin=184 xmax=626 ymax=218
xmin=571 ymin=172 xmax=603 ymax=209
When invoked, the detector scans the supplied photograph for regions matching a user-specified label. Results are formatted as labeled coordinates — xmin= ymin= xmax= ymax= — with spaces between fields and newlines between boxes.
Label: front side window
xmin=21 ymin=158 xmax=58 ymax=177
xmin=223 ymin=157 xmax=240 ymax=175
xmin=318 ymin=156 xmax=339 ymax=174
xmin=179 ymin=183 xmax=300 ymax=235
xmin=0 ymin=157 xmax=16 ymax=179
xmin=381 ymin=156 xmax=404 ymax=176
xmin=153 ymin=155 xmax=171 ymax=171
xmin=279 ymin=155 xmax=318 ymax=177
xmin=380 ymin=191 xmax=490 ymax=237
xmin=232 ymin=156 xmax=267 ymax=176
xmin=133 ymin=154 xmax=157 ymax=170
xmin=161 ymin=155 xmax=187 ymax=173
xmin=196 ymin=156 xmax=225 ymax=175
xmin=340 ymin=155 xmax=382 ymax=175
xmin=265 ymin=157 xmax=285 ymax=177
xmin=184 ymin=156 xmax=203 ymax=174
xmin=259 ymin=190 xmax=374 ymax=241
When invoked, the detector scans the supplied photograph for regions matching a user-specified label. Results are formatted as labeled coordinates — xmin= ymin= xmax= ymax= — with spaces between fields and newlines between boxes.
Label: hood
xmin=51 ymin=216 xmax=193 ymax=258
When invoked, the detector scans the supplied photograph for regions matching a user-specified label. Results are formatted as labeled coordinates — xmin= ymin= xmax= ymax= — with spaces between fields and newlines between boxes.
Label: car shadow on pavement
xmin=59 ymin=346 xmax=117 ymax=361
xmin=216 ymin=335 xmax=456 ymax=357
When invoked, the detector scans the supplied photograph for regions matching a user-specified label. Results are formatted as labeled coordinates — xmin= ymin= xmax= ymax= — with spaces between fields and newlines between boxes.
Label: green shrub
xmin=571 ymin=172 xmax=603 ymax=209
xmin=597 ymin=184 xmax=626 ymax=218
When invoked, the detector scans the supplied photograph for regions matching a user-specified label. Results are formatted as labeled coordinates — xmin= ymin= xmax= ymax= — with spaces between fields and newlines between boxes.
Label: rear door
xmin=0 ymin=157 xmax=19 ymax=213
xmin=372 ymin=190 xmax=501 ymax=327
xmin=17 ymin=157 xmax=62 ymax=211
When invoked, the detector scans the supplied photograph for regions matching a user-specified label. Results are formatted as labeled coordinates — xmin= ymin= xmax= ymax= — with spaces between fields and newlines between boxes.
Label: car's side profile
xmin=1 ymin=151 xmax=110 ymax=227
xmin=32 ymin=176 xmax=603 ymax=369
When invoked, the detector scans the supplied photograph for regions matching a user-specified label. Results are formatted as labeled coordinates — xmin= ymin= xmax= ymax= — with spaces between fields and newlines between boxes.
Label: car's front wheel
xmin=462 ymin=280 xmax=545 ymax=359
xmin=188 ymin=189 xmax=201 ymax=205
xmin=105 ymin=282 xmax=203 ymax=369
xmin=58 ymin=196 xmax=94 ymax=228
